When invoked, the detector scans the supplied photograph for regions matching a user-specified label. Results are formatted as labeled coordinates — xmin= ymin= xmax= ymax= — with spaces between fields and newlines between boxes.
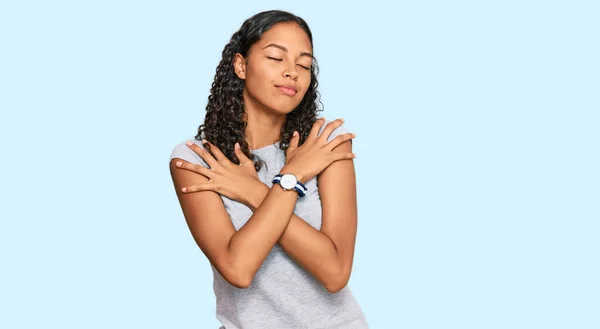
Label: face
xmin=233 ymin=22 xmax=313 ymax=115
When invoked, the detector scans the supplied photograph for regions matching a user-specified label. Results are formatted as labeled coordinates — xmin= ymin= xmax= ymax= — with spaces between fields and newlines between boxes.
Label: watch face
xmin=280 ymin=174 xmax=297 ymax=189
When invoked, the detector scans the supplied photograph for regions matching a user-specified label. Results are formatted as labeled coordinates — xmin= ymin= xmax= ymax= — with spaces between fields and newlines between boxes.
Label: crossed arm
xmin=247 ymin=140 xmax=358 ymax=293
xmin=170 ymin=139 xmax=358 ymax=293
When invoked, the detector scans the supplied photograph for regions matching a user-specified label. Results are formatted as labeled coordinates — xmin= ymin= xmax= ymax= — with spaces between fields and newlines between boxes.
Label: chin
xmin=269 ymin=106 xmax=296 ymax=115
xmin=268 ymin=100 xmax=302 ymax=115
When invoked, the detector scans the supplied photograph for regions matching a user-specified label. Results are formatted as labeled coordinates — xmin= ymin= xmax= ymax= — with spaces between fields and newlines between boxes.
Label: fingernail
xmin=352 ymin=133 xmax=356 ymax=137
xmin=341 ymin=118 xmax=345 ymax=123
xmin=293 ymin=131 xmax=298 ymax=136
xmin=235 ymin=142 xmax=240 ymax=149
xmin=176 ymin=161 xmax=182 ymax=167
xmin=186 ymin=141 xmax=193 ymax=146
xmin=181 ymin=187 xmax=187 ymax=192
xmin=201 ymin=139 xmax=207 ymax=144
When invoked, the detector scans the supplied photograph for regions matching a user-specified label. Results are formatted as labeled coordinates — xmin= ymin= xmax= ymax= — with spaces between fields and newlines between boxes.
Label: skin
xmin=169 ymin=22 xmax=358 ymax=293
xmin=233 ymin=21 xmax=314 ymax=150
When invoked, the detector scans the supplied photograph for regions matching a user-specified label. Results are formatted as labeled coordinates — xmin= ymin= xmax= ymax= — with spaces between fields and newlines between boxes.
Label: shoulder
xmin=317 ymin=119 xmax=351 ymax=143
xmin=169 ymin=138 xmax=209 ymax=167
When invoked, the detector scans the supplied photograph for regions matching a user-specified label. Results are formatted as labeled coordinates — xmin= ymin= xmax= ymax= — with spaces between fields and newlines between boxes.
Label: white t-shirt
xmin=169 ymin=121 xmax=369 ymax=329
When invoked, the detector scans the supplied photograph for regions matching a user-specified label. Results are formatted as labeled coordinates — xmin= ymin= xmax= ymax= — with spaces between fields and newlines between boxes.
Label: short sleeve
xmin=317 ymin=119 xmax=351 ymax=143
xmin=169 ymin=138 xmax=210 ymax=168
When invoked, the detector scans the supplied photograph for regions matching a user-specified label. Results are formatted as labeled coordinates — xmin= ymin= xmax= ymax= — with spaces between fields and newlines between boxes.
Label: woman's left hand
xmin=175 ymin=140 xmax=262 ymax=206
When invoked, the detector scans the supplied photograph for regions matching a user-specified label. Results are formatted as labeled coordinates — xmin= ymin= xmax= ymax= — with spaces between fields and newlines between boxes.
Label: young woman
xmin=169 ymin=10 xmax=369 ymax=329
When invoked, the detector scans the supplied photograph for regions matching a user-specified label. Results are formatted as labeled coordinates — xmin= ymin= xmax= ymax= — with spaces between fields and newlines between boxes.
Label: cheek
xmin=298 ymin=76 xmax=311 ymax=97
xmin=244 ymin=66 xmax=312 ymax=110
xmin=245 ymin=69 xmax=273 ymax=96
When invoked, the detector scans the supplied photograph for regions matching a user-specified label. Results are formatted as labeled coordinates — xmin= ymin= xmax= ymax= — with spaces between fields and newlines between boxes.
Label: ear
xmin=233 ymin=53 xmax=247 ymax=80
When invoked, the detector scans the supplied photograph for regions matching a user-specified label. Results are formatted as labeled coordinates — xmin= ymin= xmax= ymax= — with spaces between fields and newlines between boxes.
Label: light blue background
xmin=1 ymin=1 xmax=598 ymax=328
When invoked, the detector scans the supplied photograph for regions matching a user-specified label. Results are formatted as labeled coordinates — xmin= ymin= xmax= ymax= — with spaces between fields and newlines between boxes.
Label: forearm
xmin=248 ymin=184 xmax=343 ymax=290
xmin=280 ymin=214 xmax=344 ymax=291
xmin=227 ymin=183 xmax=297 ymax=284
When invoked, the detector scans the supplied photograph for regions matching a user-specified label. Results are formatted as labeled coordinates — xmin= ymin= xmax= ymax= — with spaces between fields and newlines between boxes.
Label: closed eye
xmin=267 ymin=57 xmax=310 ymax=70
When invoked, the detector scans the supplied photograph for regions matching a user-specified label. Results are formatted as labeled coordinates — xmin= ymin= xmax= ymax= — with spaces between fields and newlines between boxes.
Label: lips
xmin=276 ymin=85 xmax=297 ymax=96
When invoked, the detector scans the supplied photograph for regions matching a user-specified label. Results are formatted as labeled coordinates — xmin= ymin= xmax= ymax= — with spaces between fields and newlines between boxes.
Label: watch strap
xmin=272 ymin=174 xmax=307 ymax=197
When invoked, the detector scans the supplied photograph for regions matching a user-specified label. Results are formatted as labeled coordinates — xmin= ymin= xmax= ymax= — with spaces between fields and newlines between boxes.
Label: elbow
xmin=324 ymin=272 xmax=350 ymax=294
xmin=224 ymin=271 xmax=253 ymax=289
xmin=222 ymin=261 xmax=254 ymax=289
xmin=324 ymin=279 xmax=348 ymax=294
xmin=229 ymin=277 xmax=252 ymax=289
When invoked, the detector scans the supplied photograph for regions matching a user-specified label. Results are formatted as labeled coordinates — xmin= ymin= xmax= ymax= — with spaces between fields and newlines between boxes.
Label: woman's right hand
xmin=282 ymin=118 xmax=356 ymax=183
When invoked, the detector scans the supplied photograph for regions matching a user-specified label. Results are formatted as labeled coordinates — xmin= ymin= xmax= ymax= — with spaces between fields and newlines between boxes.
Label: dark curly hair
xmin=194 ymin=10 xmax=323 ymax=171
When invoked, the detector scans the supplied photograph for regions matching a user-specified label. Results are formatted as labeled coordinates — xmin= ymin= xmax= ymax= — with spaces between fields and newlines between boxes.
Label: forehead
xmin=255 ymin=22 xmax=312 ymax=52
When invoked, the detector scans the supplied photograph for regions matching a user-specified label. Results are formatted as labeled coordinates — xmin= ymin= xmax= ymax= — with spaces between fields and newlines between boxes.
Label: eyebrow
xmin=263 ymin=43 xmax=313 ymax=59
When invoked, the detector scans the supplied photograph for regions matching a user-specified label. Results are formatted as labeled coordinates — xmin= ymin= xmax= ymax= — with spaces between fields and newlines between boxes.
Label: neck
xmin=242 ymin=89 xmax=286 ymax=150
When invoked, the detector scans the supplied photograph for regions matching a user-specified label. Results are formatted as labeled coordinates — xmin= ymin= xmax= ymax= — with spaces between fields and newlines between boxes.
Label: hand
xmin=175 ymin=140 xmax=262 ymax=206
xmin=282 ymin=118 xmax=356 ymax=183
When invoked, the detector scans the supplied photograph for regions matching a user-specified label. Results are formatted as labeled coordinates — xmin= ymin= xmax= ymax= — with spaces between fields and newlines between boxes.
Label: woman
xmin=169 ymin=10 xmax=368 ymax=329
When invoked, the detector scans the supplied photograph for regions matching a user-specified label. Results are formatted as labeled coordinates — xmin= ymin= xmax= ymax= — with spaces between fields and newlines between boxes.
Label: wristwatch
xmin=272 ymin=173 xmax=307 ymax=197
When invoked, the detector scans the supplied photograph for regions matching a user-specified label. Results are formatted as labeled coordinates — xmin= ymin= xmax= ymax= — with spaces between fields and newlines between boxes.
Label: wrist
xmin=245 ymin=181 xmax=269 ymax=211
xmin=279 ymin=166 xmax=308 ymax=184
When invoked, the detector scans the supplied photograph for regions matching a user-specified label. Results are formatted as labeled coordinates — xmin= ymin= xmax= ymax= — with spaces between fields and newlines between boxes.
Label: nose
xmin=283 ymin=68 xmax=298 ymax=80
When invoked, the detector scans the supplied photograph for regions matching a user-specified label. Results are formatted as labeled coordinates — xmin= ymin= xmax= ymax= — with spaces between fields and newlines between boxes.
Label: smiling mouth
xmin=276 ymin=86 xmax=297 ymax=96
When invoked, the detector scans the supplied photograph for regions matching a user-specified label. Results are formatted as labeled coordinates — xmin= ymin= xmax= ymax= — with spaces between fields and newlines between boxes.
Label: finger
xmin=318 ymin=118 xmax=345 ymax=142
xmin=203 ymin=140 xmax=230 ymax=165
xmin=326 ymin=132 xmax=356 ymax=150
xmin=308 ymin=117 xmax=327 ymax=139
xmin=175 ymin=160 xmax=215 ymax=179
xmin=186 ymin=141 xmax=218 ymax=169
xmin=288 ymin=131 xmax=300 ymax=153
xmin=234 ymin=142 xmax=252 ymax=166
xmin=181 ymin=183 xmax=216 ymax=193
xmin=331 ymin=151 xmax=357 ymax=162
